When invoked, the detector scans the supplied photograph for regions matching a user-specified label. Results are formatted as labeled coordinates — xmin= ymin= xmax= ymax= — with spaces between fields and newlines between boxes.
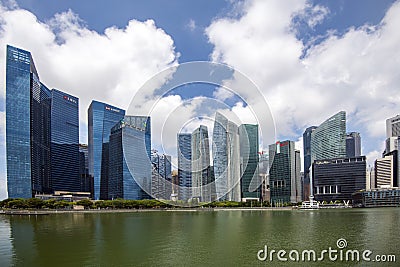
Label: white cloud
xmin=187 ymin=19 xmax=196 ymax=32
xmin=294 ymin=2 xmax=330 ymax=29
xmin=206 ymin=0 xmax=400 ymax=160
xmin=0 ymin=4 xmax=179 ymax=144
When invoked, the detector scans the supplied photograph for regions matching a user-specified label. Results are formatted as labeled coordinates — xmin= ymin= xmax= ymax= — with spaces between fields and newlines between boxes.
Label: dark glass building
xmin=313 ymin=156 xmax=366 ymax=202
xmin=346 ymin=132 xmax=361 ymax=158
xmin=269 ymin=140 xmax=301 ymax=205
xmin=6 ymin=45 xmax=80 ymax=198
xmin=88 ymin=100 xmax=125 ymax=200
xmin=239 ymin=124 xmax=260 ymax=200
xmin=302 ymin=126 xmax=317 ymax=201
xmin=6 ymin=45 xmax=49 ymax=198
xmin=50 ymin=89 xmax=80 ymax=192
xmin=79 ymin=144 xmax=93 ymax=195
xmin=177 ymin=133 xmax=192 ymax=201
xmin=108 ymin=116 xmax=151 ymax=200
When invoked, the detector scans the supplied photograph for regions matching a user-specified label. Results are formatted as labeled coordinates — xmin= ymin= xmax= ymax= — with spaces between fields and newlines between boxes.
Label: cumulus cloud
xmin=0 ymin=3 xmax=179 ymax=142
xmin=206 ymin=0 xmax=400 ymax=164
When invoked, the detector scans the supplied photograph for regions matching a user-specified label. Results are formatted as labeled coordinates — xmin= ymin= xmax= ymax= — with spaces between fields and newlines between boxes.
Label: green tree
xmin=76 ymin=199 xmax=93 ymax=209
xmin=26 ymin=198 xmax=44 ymax=209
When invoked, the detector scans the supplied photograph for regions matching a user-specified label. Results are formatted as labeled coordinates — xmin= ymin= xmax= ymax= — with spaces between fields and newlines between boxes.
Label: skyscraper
xmin=239 ymin=124 xmax=260 ymax=201
xmin=79 ymin=144 xmax=92 ymax=195
xmin=108 ymin=116 xmax=151 ymax=200
xmin=375 ymin=152 xmax=397 ymax=188
xmin=50 ymin=89 xmax=80 ymax=192
xmin=311 ymin=111 xmax=347 ymax=162
xmin=346 ymin=132 xmax=361 ymax=158
xmin=6 ymin=45 xmax=50 ymax=198
xmin=6 ymin=45 xmax=80 ymax=198
xmin=191 ymin=125 xmax=214 ymax=202
xmin=177 ymin=133 xmax=192 ymax=201
xmin=269 ymin=141 xmax=301 ymax=204
xmin=151 ymin=151 xmax=172 ymax=200
xmin=88 ymin=100 xmax=125 ymax=200
xmin=213 ymin=112 xmax=241 ymax=202
xmin=386 ymin=114 xmax=400 ymax=138
xmin=302 ymin=126 xmax=317 ymax=201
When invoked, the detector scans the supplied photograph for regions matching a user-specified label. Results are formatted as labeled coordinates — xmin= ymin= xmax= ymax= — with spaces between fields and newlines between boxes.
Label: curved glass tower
xmin=212 ymin=112 xmax=241 ymax=201
xmin=311 ymin=111 xmax=347 ymax=162
xmin=191 ymin=125 xmax=214 ymax=202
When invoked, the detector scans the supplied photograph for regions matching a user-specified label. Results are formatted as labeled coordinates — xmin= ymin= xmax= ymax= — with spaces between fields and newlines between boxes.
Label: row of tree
xmin=0 ymin=198 xmax=281 ymax=210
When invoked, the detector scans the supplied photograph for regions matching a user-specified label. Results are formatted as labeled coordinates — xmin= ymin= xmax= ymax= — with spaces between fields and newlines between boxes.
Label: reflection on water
xmin=0 ymin=209 xmax=398 ymax=267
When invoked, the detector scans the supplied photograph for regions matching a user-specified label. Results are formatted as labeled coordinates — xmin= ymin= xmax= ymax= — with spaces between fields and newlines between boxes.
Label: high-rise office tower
xmin=311 ymin=111 xmax=347 ymax=162
xmin=151 ymin=151 xmax=172 ymax=200
xmin=177 ymin=133 xmax=192 ymax=201
xmin=258 ymin=152 xmax=270 ymax=202
xmin=50 ymin=89 xmax=80 ymax=192
xmin=191 ymin=125 xmax=214 ymax=202
xmin=346 ymin=132 xmax=361 ymax=158
xmin=239 ymin=124 xmax=260 ymax=201
xmin=269 ymin=141 xmax=301 ymax=204
xmin=88 ymin=100 xmax=125 ymax=200
xmin=6 ymin=45 xmax=51 ymax=198
xmin=213 ymin=112 xmax=241 ymax=202
xmin=6 ymin=45 xmax=80 ymax=198
xmin=79 ymin=144 xmax=92 ymax=195
xmin=302 ymin=126 xmax=317 ymax=201
xmin=375 ymin=153 xmax=397 ymax=188
xmin=386 ymin=115 xmax=400 ymax=138
xmin=108 ymin=116 xmax=151 ymax=200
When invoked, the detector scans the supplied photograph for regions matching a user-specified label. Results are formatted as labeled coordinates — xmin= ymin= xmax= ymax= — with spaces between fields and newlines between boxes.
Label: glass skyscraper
xmin=239 ymin=124 xmax=260 ymax=200
xmin=88 ymin=100 xmax=125 ymax=200
xmin=50 ymin=89 xmax=80 ymax=192
xmin=302 ymin=126 xmax=317 ymax=201
xmin=346 ymin=132 xmax=361 ymax=158
xmin=269 ymin=140 xmax=301 ymax=205
xmin=151 ymin=151 xmax=172 ymax=200
xmin=213 ymin=112 xmax=241 ymax=202
xmin=177 ymin=133 xmax=192 ymax=201
xmin=6 ymin=45 xmax=79 ymax=198
xmin=79 ymin=144 xmax=92 ymax=195
xmin=191 ymin=125 xmax=214 ymax=202
xmin=108 ymin=116 xmax=151 ymax=200
xmin=311 ymin=111 xmax=347 ymax=162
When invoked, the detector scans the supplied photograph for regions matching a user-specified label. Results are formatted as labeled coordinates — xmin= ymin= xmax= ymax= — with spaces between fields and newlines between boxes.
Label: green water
xmin=0 ymin=208 xmax=399 ymax=266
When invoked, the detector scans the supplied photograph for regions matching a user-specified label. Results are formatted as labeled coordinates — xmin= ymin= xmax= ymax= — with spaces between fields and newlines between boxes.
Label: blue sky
xmin=1 ymin=0 xmax=399 ymax=199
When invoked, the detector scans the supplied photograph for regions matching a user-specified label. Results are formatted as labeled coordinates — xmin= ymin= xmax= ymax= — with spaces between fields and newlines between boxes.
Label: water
xmin=0 ymin=208 xmax=399 ymax=266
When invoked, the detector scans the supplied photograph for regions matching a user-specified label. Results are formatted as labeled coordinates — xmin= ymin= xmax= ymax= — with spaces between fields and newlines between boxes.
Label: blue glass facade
xmin=177 ymin=134 xmax=192 ymax=201
xmin=239 ymin=124 xmax=260 ymax=200
xmin=6 ymin=45 xmax=81 ymax=198
xmin=6 ymin=45 xmax=34 ymax=198
xmin=108 ymin=116 xmax=151 ymax=200
xmin=88 ymin=101 xmax=125 ymax=200
xmin=6 ymin=45 xmax=53 ymax=198
xmin=50 ymin=89 xmax=80 ymax=192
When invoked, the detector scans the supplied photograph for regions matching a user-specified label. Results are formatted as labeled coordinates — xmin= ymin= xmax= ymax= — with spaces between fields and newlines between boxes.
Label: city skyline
xmin=1 ymin=1 xmax=400 ymax=199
